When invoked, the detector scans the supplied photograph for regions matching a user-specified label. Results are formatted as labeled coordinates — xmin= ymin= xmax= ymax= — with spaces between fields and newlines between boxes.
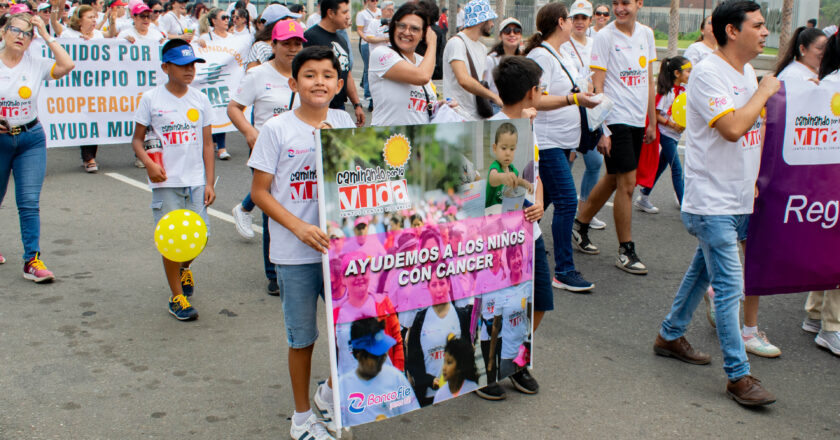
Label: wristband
xmin=46 ymin=36 xmax=57 ymax=44
xmin=573 ymin=93 xmax=579 ymax=106
xmin=353 ymin=102 xmax=362 ymax=109
xmin=566 ymin=95 xmax=571 ymax=106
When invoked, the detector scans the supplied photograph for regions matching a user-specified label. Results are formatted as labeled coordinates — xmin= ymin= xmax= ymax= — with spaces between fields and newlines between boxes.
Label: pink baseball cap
xmin=272 ymin=19 xmax=306 ymax=42
xmin=10 ymin=3 xmax=30 ymax=13
xmin=130 ymin=2 xmax=150 ymax=15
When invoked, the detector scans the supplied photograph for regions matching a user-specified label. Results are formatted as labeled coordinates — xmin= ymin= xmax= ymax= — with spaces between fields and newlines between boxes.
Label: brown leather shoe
xmin=653 ymin=334 xmax=712 ymax=365
xmin=726 ymin=375 xmax=776 ymax=407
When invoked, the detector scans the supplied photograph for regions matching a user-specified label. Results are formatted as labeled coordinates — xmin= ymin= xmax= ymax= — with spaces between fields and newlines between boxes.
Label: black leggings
xmin=480 ymin=338 xmax=502 ymax=384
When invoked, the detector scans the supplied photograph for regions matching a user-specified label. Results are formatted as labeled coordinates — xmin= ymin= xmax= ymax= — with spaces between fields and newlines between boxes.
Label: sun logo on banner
xmin=18 ymin=86 xmax=31 ymax=99
xmin=186 ymin=108 xmax=199 ymax=122
xmin=831 ymin=93 xmax=840 ymax=116
xmin=383 ymin=134 xmax=411 ymax=168
xmin=639 ymin=56 xmax=647 ymax=68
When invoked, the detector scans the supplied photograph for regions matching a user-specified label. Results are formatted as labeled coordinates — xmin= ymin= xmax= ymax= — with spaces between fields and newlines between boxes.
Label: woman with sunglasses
xmin=588 ymin=3 xmax=609 ymax=36
xmin=368 ymin=3 xmax=439 ymax=126
xmin=54 ymin=4 xmax=108 ymax=173
xmin=683 ymin=16 xmax=715 ymax=66
xmin=562 ymin=0 xmax=606 ymax=230
xmin=147 ymin=0 xmax=164 ymax=30
xmin=229 ymin=7 xmax=252 ymax=36
xmin=524 ymin=2 xmax=599 ymax=292
xmin=483 ymin=17 xmax=522 ymax=115
xmin=0 ymin=10 xmax=74 ymax=278
xmin=198 ymin=8 xmax=233 ymax=160
xmin=118 ymin=2 xmax=165 ymax=43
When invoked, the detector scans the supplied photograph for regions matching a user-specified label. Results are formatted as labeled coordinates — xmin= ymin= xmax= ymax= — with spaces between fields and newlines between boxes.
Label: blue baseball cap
xmin=162 ymin=44 xmax=206 ymax=66
xmin=350 ymin=329 xmax=396 ymax=356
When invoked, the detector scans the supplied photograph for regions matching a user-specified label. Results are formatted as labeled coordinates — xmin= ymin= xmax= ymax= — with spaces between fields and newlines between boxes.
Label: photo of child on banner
xmin=318 ymin=119 xmax=536 ymax=429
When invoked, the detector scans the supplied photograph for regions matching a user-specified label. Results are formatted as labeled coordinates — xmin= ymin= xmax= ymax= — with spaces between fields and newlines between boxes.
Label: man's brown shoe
xmin=653 ymin=334 xmax=712 ymax=365
xmin=726 ymin=375 xmax=776 ymax=406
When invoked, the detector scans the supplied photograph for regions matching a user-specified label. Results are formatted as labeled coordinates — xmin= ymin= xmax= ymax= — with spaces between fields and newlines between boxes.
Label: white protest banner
xmin=33 ymin=36 xmax=252 ymax=147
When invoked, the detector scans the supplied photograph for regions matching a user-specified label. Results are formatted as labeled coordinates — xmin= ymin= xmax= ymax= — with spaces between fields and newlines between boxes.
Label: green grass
xmin=655 ymin=39 xmax=778 ymax=55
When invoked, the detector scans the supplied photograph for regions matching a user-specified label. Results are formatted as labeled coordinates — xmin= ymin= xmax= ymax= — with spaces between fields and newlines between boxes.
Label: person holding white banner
xmin=228 ymin=19 xmax=303 ymax=294
xmin=0 ymin=11 xmax=75 ymax=278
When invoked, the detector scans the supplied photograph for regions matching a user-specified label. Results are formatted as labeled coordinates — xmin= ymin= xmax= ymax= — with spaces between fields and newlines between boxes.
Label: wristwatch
xmin=353 ymin=102 xmax=362 ymax=109
xmin=46 ymin=36 xmax=57 ymax=44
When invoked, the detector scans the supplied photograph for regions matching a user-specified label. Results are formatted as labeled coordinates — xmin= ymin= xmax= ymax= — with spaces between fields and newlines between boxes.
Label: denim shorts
xmin=276 ymin=263 xmax=325 ymax=348
xmin=151 ymin=186 xmax=210 ymax=236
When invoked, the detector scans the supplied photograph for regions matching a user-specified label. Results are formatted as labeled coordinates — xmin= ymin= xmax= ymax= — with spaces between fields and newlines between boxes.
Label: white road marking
xmin=105 ymin=172 xmax=264 ymax=235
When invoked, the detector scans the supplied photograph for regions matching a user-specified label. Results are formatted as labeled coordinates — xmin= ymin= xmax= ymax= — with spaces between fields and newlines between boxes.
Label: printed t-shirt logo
xmin=347 ymin=387 xmax=414 ymax=414
xmin=186 ymin=108 xmax=200 ymax=122
xmin=18 ymin=86 xmax=31 ymax=99
xmin=639 ymin=56 xmax=647 ymax=68
xmin=290 ymin=165 xmax=317 ymax=201
xmin=831 ymin=93 xmax=840 ymax=116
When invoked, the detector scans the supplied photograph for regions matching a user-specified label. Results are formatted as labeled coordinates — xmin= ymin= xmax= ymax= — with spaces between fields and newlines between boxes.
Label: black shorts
xmin=604 ymin=124 xmax=645 ymax=175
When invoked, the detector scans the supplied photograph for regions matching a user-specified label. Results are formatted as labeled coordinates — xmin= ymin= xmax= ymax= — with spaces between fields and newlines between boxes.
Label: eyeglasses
xmin=501 ymin=26 xmax=521 ymax=35
xmin=138 ymin=13 xmax=151 ymax=19
xmin=151 ymin=9 xmax=163 ymax=13
xmin=396 ymin=22 xmax=422 ymax=34
xmin=594 ymin=11 xmax=609 ymax=17
xmin=7 ymin=25 xmax=33 ymax=39
xmin=218 ymin=15 xmax=229 ymax=20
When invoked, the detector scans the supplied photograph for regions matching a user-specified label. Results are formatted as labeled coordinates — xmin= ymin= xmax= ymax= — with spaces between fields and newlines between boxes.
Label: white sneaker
xmin=743 ymin=331 xmax=781 ymax=358
xmin=313 ymin=383 xmax=337 ymax=434
xmin=633 ymin=194 xmax=659 ymax=214
xmin=290 ymin=413 xmax=335 ymax=440
xmin=815 ymin=330 xmax=840 ymax=356
xmin=589 ymin=216 xmax=607 ymax=230
xmin=218 ymin=150 xmax=231 ymax=160
xmin=134 ymin=158 xmax=145 ymax=168
xmin=231 ymin=204 xmax=255 ymax=239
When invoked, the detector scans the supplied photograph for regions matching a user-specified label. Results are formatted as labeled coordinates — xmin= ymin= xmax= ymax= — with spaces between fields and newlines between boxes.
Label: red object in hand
xmin=144 ymin=137 xmax=164 ymax=168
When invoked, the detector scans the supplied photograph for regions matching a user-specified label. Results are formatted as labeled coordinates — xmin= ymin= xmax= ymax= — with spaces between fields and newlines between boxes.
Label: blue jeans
xmin=359 ymin=42 xmax=371 ymax=100
xmin=539 ymin=148 xmax=578 ymax=276
xmin=574 ymin=149 xmax=603 ymax=202
xmin=0 ymin=123 xmax=47 ymax=261
xmin=640 ymin=135 xmax=684 ymax=203
xmin=660 ymin=213 xmax=750 ymax=381
xmin=212 ymin=133 xmax=226 ymax=151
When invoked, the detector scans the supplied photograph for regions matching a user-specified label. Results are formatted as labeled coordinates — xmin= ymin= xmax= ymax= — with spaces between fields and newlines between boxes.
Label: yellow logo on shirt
xmin=639 ymin=56 xmax=647 ymax=68
xmin=383 ymin=134 xmax=411 ymax=168
xmin=186 ymin=108 xmax=199 ymax=122
xmin=18 ymin=86 xmax=31 ymax=99
xmin=831 ymin=93 xmax=840 ymax=116
xmin=521 ymin=297 xmax=527 ymax=309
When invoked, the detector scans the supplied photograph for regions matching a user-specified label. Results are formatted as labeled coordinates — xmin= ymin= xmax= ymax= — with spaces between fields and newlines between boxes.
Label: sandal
xmin=84 ymin=161 xmax=98 ymax=173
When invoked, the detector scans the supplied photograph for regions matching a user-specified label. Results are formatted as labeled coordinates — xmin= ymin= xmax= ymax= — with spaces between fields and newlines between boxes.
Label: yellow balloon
xmin=671 ymin=93 xmax=687 ymax=128
xmin=154 ymin=209 xmax=208 ymax=262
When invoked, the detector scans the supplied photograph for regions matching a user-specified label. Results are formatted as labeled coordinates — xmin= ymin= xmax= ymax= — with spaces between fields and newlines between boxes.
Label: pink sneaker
xmin=23 ymin=253 xmax=55 ymax=283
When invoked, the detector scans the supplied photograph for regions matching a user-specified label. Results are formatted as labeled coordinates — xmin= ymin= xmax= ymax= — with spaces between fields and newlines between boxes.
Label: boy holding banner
xmin=248 ymin=47 xmax=355 ymax=440
xmin=654 ymin=1 xmax=779 ymax=407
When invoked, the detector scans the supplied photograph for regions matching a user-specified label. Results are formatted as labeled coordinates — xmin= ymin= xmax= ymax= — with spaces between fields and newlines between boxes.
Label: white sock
xmin=293 ymin=409 xmax=313 ymax=426
xmin=743 ymin=325 xmax=758 ymax=336
xmin=319 ymin=382 xmax=332 ymax=402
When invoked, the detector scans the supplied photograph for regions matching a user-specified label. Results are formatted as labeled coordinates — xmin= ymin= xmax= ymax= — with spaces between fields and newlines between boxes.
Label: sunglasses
xmin=8 ymin=25 xmax=33 ymax=39
xmin=218 ymin=15 xmax=229 ymax=20
xmin=151 ymin=9 xmax=162 ymax=13
xmin=138 ymin=13 xmax=151 ymax=19
xmin=0 ymin=3 xmax=9 ymax=7
xmin=594 ymin=11 xmax=609 ymax=16
xmin=501 ymin=26 xmax=521 ymax=35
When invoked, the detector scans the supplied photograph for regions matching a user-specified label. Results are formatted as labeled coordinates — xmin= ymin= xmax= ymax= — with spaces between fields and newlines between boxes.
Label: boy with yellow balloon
xmin=131 ymin=39 xmax=216 ymax=321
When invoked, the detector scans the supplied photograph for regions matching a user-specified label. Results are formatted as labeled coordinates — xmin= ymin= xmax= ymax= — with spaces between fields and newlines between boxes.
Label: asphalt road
xmin=1 ymin=44 xmax=838 ymax=440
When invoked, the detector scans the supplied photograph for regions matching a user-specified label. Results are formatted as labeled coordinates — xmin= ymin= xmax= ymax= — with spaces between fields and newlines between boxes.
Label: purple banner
xmin=745 ymin=81 xmax=840 ymax=295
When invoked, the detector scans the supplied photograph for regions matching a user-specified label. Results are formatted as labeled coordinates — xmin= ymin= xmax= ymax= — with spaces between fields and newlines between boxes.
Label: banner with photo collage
xmin=317 ymin=120 xmax=537 ymax=429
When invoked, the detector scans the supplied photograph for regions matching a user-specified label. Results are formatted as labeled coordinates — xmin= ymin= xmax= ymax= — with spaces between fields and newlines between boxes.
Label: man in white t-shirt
xmin=355 ymin=0 xmax=380 ymax=107
xmin=573 ymin=0 xmax=656 ymax=275
xmin=654 ymin=0 xmax=779 ymax=408
xmin=442 ymin=0 xmax=500 ymax=120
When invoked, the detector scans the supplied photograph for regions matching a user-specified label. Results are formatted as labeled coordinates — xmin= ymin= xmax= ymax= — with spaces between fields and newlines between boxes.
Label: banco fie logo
xmin=347 ymin=387 xmax=413 ymax=414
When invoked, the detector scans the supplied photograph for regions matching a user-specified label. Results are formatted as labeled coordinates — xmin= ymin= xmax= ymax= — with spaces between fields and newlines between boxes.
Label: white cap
xmin=569 ymin=0 xmax=593 ymax=17
xmin=497 ymin=17 xmax=521 ymax=32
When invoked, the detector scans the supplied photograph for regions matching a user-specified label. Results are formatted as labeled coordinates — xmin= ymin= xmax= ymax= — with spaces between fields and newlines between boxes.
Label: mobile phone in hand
xmin=0 ymin=119 xmax=10 ymax=132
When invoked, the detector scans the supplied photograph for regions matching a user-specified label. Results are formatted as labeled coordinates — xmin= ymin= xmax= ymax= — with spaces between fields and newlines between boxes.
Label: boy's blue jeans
xmin=660 ymin=213 xmax=750 ymax=381
xmin=0 ymin=123 xmax=47 ymax=261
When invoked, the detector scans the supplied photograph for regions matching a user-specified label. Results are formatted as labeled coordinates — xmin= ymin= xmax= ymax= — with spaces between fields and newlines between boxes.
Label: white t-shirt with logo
xmin=339 ymin=364 xmax=419 ymax=426
xmin=443 ymin=32 xmax=488 ymax=119
xmin=475 ymin=267 xmax=506 ymax=341
xmin=682 ymin=54 xmax=761 ymax=216
xmin=247 ymin=109 xmax=355 ymax=264
xmin=158 ymin=12 xmax=191 ymax=35
xmin=369 ymin=46 xmax=435 ymax=126
xmin=419 ymin=305 xmax=461 ymax=397
xmin=134 ymin=85 xmax=213 ymax=189
xmin=527 ymin=44 xmax=581 ymax=150
xmin=492 ymin=281 xmax=531 ymax=360
xmin=0 ymin=52 xmax=55 ymax=127
xmin=683 ymin=41 xmax=714 ymax=66
xmin=355 ymin=7 xmax=380 ymax=46
xmin=231 ymin=62 xmax=299 ymax=130
xmin=118 ymin=26 xmax=166 ymax=42
xmin=778 ymin=60 xmax=817 ymax=83
xmin=590 ymin=21 xmax=656 ymax=127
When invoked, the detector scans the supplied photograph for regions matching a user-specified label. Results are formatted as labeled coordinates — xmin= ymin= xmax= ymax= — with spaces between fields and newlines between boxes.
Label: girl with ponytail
xmin=776 ymin=26 xmax=827 ymax=82
xmin=819 ymin=32 xmax=840 ymax=80
xmin=198 ymin=8 xmax=233 ymax=159
xmin=636 ymin=56 xmax=689 ymax=211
